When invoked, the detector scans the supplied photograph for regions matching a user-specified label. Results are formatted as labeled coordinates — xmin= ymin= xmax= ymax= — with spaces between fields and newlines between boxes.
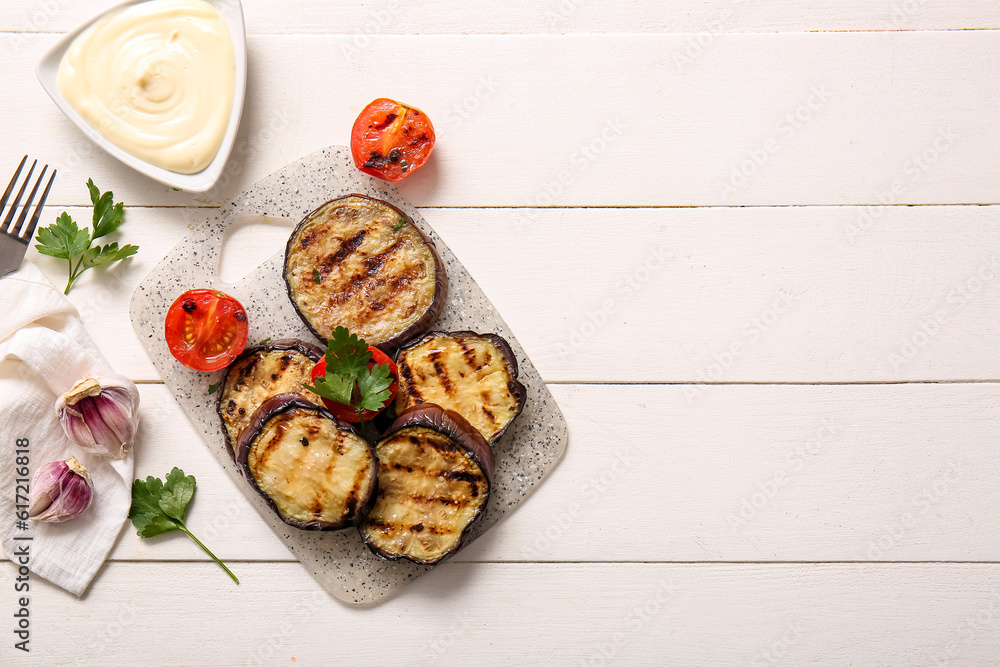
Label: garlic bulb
xmin=28 ymin=457 xmax=94 ymax=523
xmin=55 ymin=375 xmax=140 ymax=459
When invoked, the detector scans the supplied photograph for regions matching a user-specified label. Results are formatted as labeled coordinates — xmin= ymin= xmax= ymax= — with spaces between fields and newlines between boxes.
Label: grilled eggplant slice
xmin=394 ymin=331 xmax=527 ymax=444
xmin=216 ymin=339 xmax=324 ymax=459
xmin=361 ymin=404 xmax=494 ymax=565
xmin=235 ymin=394 xmax=378 ymax=531
xmin=283 ymin=194 xmax=447 ymax=350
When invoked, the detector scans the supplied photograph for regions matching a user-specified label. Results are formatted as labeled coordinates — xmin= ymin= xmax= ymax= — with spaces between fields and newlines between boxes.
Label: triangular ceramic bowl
xmin=36 ymin=0 xmax=247 ymax=192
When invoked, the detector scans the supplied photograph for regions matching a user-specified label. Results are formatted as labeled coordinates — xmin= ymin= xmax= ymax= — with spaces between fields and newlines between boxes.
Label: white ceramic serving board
xmin=129 ymin=146 xmax=568 ymax=604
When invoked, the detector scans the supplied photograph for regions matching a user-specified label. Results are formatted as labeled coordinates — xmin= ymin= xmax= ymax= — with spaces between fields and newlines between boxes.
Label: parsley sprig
xmin=128 ymin=467 xmax=239 ymax=584
xmin=34 ymin=179 xmax=138 ymax=294
xmin=302 ymin=327 xmax=393 ymax=439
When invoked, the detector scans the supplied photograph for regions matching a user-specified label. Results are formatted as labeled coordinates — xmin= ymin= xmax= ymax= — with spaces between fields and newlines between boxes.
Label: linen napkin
xmin=0 ymin=261 xmax=133 ymax=596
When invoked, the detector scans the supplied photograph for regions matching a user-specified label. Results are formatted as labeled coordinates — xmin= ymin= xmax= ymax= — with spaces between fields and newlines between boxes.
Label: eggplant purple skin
xmin=282 ymin=193 xmax=449 ymax=355
xmin=215 ymin=338 xmax=324 ymax=460
xmin=361 ymin=404 xmax=494 ymax=565
xmin=394 ymin=330 xmax=528 ymax=445
xmin=234 ymin=393 xmax=378 ymax=531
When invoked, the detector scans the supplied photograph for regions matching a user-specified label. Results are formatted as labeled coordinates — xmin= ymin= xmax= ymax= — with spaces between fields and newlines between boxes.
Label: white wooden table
xmin=3 ymin=1 xmax=1000 ymax=664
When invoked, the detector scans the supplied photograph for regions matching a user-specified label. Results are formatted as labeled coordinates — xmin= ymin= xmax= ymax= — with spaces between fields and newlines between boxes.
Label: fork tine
xmin=19 ymin=167 xmax=56 ymax=242
xmin=0 ymin=155 xmax=27 ymax=224
xmin=13 ymin=164 xmax=48 ymax=236
xmin=1 ymin=159 xmax=36 ymax=233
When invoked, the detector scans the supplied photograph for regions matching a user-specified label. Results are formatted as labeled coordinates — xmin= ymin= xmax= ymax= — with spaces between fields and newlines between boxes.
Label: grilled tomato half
xmin=165 ymin=289 xmax=249 ymax=372
xmin=351 ymin=98 xmax=435 ymax=182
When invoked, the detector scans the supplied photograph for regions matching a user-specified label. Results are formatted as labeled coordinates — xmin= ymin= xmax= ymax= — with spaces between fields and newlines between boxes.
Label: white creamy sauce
xmin=58 ymin=0 xmax=235 ymax=174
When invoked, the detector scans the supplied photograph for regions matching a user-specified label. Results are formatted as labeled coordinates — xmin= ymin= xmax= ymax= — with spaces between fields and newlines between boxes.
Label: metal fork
xmin=0 ymin=156 xmax=56 ymax=279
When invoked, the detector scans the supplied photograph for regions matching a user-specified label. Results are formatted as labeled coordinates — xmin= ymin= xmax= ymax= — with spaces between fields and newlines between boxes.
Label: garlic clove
xmin=55 ymin=374 xmax=140 ymax=459
xmin=28 ymin=457 xmax=94 ymax=523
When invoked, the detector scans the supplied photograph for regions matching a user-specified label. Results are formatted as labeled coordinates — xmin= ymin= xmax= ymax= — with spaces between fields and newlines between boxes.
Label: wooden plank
xmin=27 ymin=205 xmax=1000 ymax=383
xmin=3 ymin=31 xmax=999 ymax=208
xmin=3 ymin=561 xmax=999 ymax=665
xmin=1 ymin=0 xmax=996 ymax=34
xmin=111 ymin=383 xmax=1000 ymax=562
xmin=431 ymin=205 xmax=1000 ymax=383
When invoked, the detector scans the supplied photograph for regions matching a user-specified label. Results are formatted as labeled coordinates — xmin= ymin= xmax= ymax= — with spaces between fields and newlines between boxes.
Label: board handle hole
xmin=216 ymin=214 xmax=296 ymax=286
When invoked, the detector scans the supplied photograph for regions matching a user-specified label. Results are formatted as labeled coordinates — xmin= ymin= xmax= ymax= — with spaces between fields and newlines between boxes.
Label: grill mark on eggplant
xmin=238 ymin=356 xmax=259 ymax=377
xmin=433 ymin=360 xmax=454 ymax=395
xmin=325 ymin=268 xmax=425 ymax=329
xmin=363 ymin=240 xmax=403 ymax=275
xmin=320 ymin=230 xmax=367 ymax=274
xmin=344 ymin=493 xmax=358 ymax=519
xmin=457 ymin=340 xmax=479 ymax=370
xmin=481 ymin=405 xmax=496 ymax=425
xmin=400 ymin=365 xmax=419 ymax=396
xmin=480 ymin=390 xmax=499 ymax=426
xmin=326 ymin=267 xmax=413 ymax=306
xmin=403 ymin=491 xmax=465 ymax=507
xmin=344 ymin=460 xmax=371 ymax=521
xmin=442 ymin=469 xmax=481 ymax=492
xmin=430 ymin=437 xmax=461 ymax=454
xmin=255 ymin=413 xmax=293 ymax=473
xmin=310 ymin=492 xmax=327 ymax=518
xmin=298 ymin=228 xmax=321 ymax=249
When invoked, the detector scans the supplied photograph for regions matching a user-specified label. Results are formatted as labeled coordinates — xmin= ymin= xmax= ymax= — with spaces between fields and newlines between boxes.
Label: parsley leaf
xmin=301 ymin=327 xmax=394 ymax=435
xmin=34 ymin=212 xmax=89 ymax=260
xmin=128 ymin=467 xmax=239 ymax=584
xmin=392 ymin=217 xmax=406 ymax=231
xmin=322 ymin=327 xmax=372 ymax=379
xmin=79 ymin=242 xmax=139 ymax=270
xmin=207 ymin=382 xmax=220 ymax=395
xmin=88 ymin=178 xmax=125 ymax=239
xmin=356 ymin=361 xmax=393 ymax=412
xmin=308 ymin=370 xmax=354 ymax=405
xmin=34 ymin=180 xmax=137 ymax=294
xmin=312 ymin=268 xmax=322 ymax=284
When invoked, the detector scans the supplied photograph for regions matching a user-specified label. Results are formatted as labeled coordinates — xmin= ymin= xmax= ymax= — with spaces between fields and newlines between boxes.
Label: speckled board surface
xmin=129 ymin=146 xmax=568 ymax=605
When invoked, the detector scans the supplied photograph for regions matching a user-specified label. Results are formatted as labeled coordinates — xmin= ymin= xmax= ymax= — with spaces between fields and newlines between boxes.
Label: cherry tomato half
xmin=164 ymin=289 xmax=249 ymax=372
xmin=350 ymin=98 xmax=436 ymax=182
xmin=310 ymin=346 xmax=399 ymax=422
